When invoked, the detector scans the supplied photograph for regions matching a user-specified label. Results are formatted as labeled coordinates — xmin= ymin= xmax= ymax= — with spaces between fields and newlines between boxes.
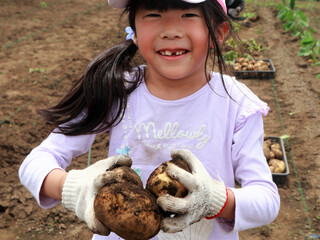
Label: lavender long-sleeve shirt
xmin=19 ymin=69 xmax=280 ymax=240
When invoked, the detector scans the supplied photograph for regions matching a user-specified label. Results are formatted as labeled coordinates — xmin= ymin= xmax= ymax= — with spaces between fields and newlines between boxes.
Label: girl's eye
xmin=182 ymin=13 xmax=198 ymax=18
xmin=145 ymin=13 xmax=161 ymax=18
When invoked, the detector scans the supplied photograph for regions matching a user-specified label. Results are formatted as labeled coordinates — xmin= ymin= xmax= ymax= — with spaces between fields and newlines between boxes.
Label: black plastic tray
xmin=267 ymin=136 xmax=289 ymax=184
xmin=233 ymin=59 xmax=276 ymax=79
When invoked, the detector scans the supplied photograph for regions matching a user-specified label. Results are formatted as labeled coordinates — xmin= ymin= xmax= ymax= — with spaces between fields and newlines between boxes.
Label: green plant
xmin=281 ymin=0 xmax=296 ymax=9
xmin=241 ymin=12 xmax=257 ymax=18
xmin=276 ymin=0 xmax=320 ymax=76
xmin=289 ymin=0 xmax=296 ymax=9
xmin=222 ymin=38 xmax=258 ymax=63
xmin=223 ymin=50 xmax=239 ymax=63
xmin=225 ymin=38 xmax=238 ymax=48
xmin=29 ymin=68 xmax=45 ymax=73
xmin=298 ymin=30 xmax=320 ymax=64
xmin=246 ymin=38 xmax=264 ymax=52
xmin=232 ymin=22 xmax=242 ymax=32
xmin=40 ymin=2 xmax=48 ymax=8
xmin=277 ymin=5 xmax=313 ymax=37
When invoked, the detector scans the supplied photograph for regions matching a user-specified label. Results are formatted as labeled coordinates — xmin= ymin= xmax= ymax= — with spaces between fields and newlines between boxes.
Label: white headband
xmin=108 ymin=0 xmax=227 ymax=14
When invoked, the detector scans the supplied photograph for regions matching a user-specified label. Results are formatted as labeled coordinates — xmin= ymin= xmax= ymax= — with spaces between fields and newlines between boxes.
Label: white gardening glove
xmin=158 ymin=149 xmax=228 ymax=233
xmin=62 ymin=154 xmax=132 ymax=235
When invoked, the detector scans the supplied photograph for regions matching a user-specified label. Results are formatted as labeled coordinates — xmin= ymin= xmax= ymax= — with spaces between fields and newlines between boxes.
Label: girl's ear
xmin=133 ymin=34 xmax=138 ymax=46
xmin=216 ymin=22 xmax=229 ymax=45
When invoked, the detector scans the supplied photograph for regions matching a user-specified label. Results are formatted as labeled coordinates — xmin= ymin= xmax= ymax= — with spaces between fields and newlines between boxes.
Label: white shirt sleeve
xmin=19 ymin=131 xmax=96 ymax=209
xmin=231 ymin=112 xmax=280 ymax=231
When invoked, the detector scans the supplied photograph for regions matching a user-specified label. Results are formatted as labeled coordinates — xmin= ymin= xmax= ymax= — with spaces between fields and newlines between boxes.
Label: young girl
xmin=19 ymin=0 xmax=280 ymax=239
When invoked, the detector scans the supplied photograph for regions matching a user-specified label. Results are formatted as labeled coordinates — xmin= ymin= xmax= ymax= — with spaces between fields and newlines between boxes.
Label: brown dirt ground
xmin=0 ymin=0 xmax=319 ymax=239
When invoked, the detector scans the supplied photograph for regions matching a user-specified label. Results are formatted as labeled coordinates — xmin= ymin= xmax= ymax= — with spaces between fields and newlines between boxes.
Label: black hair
xmin=37 ymin=0 xmax=235 ymax=135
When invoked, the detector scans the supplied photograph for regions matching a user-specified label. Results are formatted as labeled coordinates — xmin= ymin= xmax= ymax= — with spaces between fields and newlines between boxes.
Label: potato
xmin=94 ymin=166 xmax=161 ymax=240
xmin=234 ymin=59 xmax=271 ymax=71
xmin=146 ymin=158 xmax=191 ymax=198
xmin=263 ymin=146 xmax=271 ymax=160
xmin=242 ymin=62 xmax=248 ymax=68
xmin=271 ymin=143 xmax=281 ymax=150
xmin=106 ymin=165 xmax=143 ymax=187
xmin=269 ymin=151 xmax=275 ymax=159
xmin=271 ymin=144 xmax=283 ymax=159
xmin=272 ymin=149 xmax=283 ymax=159
xmin=268 ymin=159 xmax=286 ymax=173
xmin=264 ymin=137 xmax=286 ymax=173
xmin=95 ymin=183 xmax=161 ymax=240
xmin=248 ymin=64 xmax=254 ymax=70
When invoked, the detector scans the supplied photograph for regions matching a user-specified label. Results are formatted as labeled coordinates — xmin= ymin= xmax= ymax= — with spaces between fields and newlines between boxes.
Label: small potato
xmin=269 ymin=151 xmax=275 ymax=159
xmin=248 ymin=64 xmax=254 ymax=70
xmin=271 ymin=144 xmax=283 ymax=159
xmin=235 ymin=66 xmax=241 ymax=71
xmin=264 ymin=139 xmax=272 ymax=148
xmin=263 ymin=142 xmax=270 ymax=149
xmin=241 ymin=62 xmax=248 ymax=68
xmin=263 ymin=146 xmax=271 ymax=160
xmin=268 ymin=159 xmax=286 ymax=173
xmin=271 ymin=149 xmax=283 ymax=159
xmin=271 ymin=143 xmax=281 ymax=150
xmin=238 ymin=57 xmax=247 ymax=64
xmin=255 ymin=62 xmax=262 ymax=67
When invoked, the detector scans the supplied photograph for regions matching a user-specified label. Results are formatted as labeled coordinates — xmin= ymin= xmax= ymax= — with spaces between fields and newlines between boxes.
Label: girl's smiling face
xmin=134 ymin=7 xmax=210 ymax=84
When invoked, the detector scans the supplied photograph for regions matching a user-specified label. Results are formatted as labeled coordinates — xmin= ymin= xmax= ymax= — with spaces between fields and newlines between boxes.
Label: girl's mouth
xmin=158 ymin=49 xmax=188 ymax=56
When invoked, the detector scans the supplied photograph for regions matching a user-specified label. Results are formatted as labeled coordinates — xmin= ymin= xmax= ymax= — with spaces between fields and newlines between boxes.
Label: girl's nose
xmin=159 ymin=20 xmax=183 ymax=40
xmin=160 ymin=30 xmax=182 ymax=39
xmin=160 ymin=29 xmax=183 ymax=39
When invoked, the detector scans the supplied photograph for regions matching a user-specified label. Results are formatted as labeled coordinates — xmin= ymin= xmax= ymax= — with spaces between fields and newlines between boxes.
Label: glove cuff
xmin=205 ymin=180 xmax=228 ymax=219
xmin=61 ymin=169 xmax=82 ymax=212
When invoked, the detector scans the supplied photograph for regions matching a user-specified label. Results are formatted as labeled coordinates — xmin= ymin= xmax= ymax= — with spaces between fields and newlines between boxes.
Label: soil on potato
xmin=0 ymin=0 xmax=319 ymax=240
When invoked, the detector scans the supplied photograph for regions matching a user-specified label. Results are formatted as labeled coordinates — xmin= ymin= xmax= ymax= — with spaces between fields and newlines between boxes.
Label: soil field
xmin=0 ymin=0 xmax=320 ymax=239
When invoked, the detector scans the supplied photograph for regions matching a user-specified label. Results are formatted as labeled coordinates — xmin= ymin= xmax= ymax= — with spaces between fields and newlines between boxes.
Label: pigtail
xmin=201 ymin=0 xmax=238 ymax=100
xmin=37 ymin=40 xmax=139 ymax=135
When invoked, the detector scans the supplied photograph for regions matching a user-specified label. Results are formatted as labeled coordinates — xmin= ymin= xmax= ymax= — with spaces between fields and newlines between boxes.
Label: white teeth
xmin=160 ymin=50 xmax=186 ymax=56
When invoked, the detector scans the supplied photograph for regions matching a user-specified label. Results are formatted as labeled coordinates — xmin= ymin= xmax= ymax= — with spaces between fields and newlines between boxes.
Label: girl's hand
xmin=157 ymin=149 xmax=228 ymax=233
xmin=61 ymin=155 xmax=132 ymax=235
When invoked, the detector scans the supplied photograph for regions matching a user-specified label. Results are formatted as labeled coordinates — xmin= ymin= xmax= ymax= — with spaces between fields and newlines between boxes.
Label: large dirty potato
xmin=94 ymin=166 xmax=161 ymax=240
xmin=146 ymin=158 xmax=191 ymax=198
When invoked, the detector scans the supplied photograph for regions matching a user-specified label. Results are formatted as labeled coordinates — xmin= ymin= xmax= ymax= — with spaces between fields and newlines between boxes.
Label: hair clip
xmin=125 ymin=26 xmax=134 ymax=41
